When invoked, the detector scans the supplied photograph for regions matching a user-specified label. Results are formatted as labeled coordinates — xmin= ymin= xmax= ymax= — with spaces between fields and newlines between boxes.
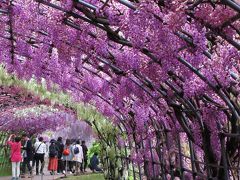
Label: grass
xmin=0 ymin=165 xmax=11 ymax=176
xmin=64 ymin=173 xmax=104 ymax=180
xmin=0 ymin=152 xmax=11 ymax=177
xmin=0 ymin=133 xmax=11 ymax=177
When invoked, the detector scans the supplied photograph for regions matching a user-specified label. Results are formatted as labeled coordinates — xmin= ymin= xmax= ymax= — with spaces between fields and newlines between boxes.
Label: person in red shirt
xmin=7 ymin=134 xmax=22 ymax=180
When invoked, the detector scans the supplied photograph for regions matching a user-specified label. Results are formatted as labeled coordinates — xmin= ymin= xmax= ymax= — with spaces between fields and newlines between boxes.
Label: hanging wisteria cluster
xmin=0 ymin=0 xmax=240 ymax=179
xmin=0 ymin=104 xmax=77 ymax=135
xmin=0 ymin=83 xmax=79 ymax=135
xmin=0 ymin=85 xmax=45 ymax=112
xmin=51 ymin=120 xmax=95 ymax=144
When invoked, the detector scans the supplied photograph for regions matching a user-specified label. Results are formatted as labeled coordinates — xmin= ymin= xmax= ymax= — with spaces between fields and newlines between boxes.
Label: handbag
xmin=63 ymin=148 xmax=70 ymax=156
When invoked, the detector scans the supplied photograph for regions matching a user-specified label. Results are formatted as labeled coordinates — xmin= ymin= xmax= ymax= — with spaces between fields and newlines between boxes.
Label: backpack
xmin=63 ymin=148 xmax=70 ymax=156
xmin=73 ymin=145 xmax=79 ymax=154
xmin=49 ymin=144 xmax=58 ymax=158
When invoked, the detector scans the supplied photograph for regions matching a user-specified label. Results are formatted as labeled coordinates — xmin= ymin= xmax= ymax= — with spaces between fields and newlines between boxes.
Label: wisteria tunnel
xmin=0 ymin=0 xmax=240 ymax=179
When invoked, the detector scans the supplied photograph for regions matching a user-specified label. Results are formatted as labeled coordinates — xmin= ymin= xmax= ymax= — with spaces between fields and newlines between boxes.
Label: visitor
xmin=48 ymin=139 xmax=59 ymax=175
xmin=89 ymin=153 xmax=102 ymax=172
xmin=81 ymin=140 xmax=88 ymax=172
xmin=31 ymin=136 xmax=38 ymax=170
xmin=7 ymin=134 xmax=22 ymax=180
xmin=63 ymin=139 xmax=74 ymax=174
xmin=73 ymin=140 xmax=84 ymax=175
xmin=56 ymin=136 xmax=64 ymax=174
xmin=21 ymin=133 xmax=33 ymax=178
xmin=34 ymin=137 xmax=47 ymax=175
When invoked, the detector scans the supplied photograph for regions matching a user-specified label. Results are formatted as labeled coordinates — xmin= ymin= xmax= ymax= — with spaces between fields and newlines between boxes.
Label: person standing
xmin=7 ymin=134 xmax=22 ymax=180
xmin=48 ymin=139 xmax=59 ymax=175
xmin=34 ymin=137 xmax=47 ymax=175
xmin=62 ymin=139 xmax=74 ymax=174
xmin=81 ymin=140 xmax=88 ymax=172
xmin=31 ymin=136 xmax=38 ymax=170
xmin=73 ymin=140 xmax=83 ymax=175
xmin=21 ymin=134 xmax=33 ymax=178
xmin=56 ymin=137 xmax=64 ymax=174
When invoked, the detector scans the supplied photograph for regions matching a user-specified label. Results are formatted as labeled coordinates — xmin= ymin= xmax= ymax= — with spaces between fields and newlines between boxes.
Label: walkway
xmin=0 ymin=171 xmax=94 ymax=180
xmin=0 ymin=174 xmax=63 ymax=180
xmin=0 ymin=158 xmax=91 ymax=180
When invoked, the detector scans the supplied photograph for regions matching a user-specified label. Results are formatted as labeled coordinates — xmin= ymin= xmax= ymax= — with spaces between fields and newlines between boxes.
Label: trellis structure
xmin=0 ymin=0 xmax=240 ymax=179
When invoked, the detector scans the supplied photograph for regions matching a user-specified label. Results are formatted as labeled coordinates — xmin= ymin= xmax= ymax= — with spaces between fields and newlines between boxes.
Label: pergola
xmin=0 ymin=0 xmax=239 ymax=179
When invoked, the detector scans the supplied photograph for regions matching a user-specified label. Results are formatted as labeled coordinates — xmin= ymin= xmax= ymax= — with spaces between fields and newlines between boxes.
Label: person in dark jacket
xmin=89 ymin=153 xmax=102 ymax=172
xmin=21 ymin=134 xmax=33 ymax=178
xmin=48 ymin=139 xmax=59 ymax=175
xmin=56 ymin=137 xmax=64 ymax=174
xmin=81 ymin=140 xmax=88 ymax=172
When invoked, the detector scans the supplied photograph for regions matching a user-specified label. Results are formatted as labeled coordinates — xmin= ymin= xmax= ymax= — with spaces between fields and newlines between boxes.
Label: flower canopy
xmin=0 ymin=0 xmax=240 ymax=179
xmin=0 ymin=104 xmax=77 ymax=135
xmin=0 ymin=67 xmax=98 ymax=135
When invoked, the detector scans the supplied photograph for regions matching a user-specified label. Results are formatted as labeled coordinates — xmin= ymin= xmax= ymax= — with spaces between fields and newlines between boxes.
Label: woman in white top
xmin=34 ymin=137 xmax=47 ymax=175
xmin=73 ymin=140 xmax=84 ymax=175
